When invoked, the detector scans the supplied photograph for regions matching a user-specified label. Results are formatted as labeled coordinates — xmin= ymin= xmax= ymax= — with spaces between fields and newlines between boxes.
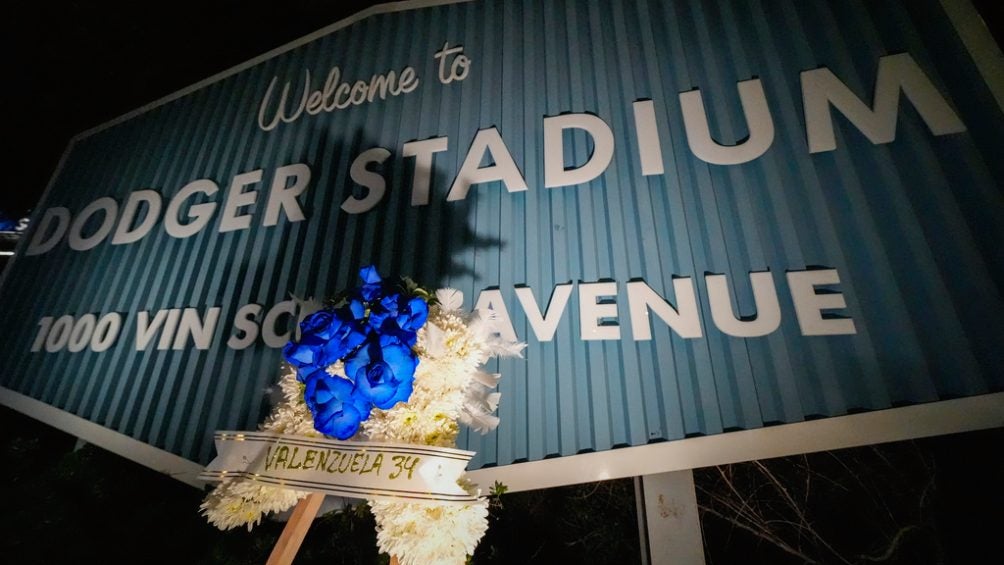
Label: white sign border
xmin=2 ymin=385 xmax=1001 ymax=492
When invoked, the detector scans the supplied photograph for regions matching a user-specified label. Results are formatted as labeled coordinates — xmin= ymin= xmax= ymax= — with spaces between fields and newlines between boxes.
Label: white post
xmin=636 ymin=470 xmax=707 ymax=565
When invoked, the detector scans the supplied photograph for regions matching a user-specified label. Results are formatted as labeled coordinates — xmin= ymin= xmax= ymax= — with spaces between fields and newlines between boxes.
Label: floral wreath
xmin=201 ymin=266 xmax=524 ymax=565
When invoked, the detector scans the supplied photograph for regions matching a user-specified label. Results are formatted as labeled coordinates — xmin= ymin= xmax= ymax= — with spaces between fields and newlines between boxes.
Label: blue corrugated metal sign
xmin=1 ymin=0 xmax=1002 ymax=473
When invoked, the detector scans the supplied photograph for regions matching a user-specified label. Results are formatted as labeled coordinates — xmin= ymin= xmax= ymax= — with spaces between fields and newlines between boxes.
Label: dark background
xmin=2 ymin=0 xmax=387 ymax=218
xmin=2 ymin=404 xmax=1001 ymax=564
xmin=2 ymin=0 xmax=1002 ymax=218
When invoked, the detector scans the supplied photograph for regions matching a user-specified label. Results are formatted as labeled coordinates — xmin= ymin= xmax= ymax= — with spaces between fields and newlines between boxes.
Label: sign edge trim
xmin=3 ymin=384 xmax=1000 ymax=493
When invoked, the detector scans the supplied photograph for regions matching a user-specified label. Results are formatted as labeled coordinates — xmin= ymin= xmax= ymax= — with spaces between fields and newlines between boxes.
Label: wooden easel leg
xmin=266 ymin=493 xmax=326 ymax=565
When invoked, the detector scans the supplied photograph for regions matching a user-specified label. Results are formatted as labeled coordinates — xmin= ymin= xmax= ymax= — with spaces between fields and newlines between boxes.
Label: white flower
xmin=260 ymin=365 xmax=319 ymax=437
xmin=370 ymin=498 xmax=489 ymax=565
xmin=200 ymin=477 xmax=309 ymax=531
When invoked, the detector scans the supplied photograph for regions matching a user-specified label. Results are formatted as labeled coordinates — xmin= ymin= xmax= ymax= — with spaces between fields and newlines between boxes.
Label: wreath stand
xmin=265 ymin=493 xmax=401 ymax=565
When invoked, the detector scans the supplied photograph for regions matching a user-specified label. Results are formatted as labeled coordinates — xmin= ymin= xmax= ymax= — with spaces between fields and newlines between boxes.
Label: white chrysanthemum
xmin=370 ymin=498 xmax=489 ymax=565
xmin=202 ymin=367 xmax=315 ymax=530
xmin=260 ymin=365 xmax=319 ymax=437
xmin=200 ymin=476 xmax=309 ymax=531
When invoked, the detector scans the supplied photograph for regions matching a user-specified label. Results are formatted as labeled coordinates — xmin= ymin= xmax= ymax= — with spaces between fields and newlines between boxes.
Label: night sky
xmin=4 ymin=0 xmax=1002 ymax=219
xmin=3 ymin=0 xmax=385 ymax=219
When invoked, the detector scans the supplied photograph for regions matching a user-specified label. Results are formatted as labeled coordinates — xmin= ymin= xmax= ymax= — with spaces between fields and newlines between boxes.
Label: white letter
xmin=403 ymin=137 xmax=448 ymax=206
xmin=705 ymin=272 xmax=781 ymax=337
xmin=342 ymin=148 xmax=391 ymax=214
xmin=26 ymin=207 xmax=70 ymax=256
xmin=632 ymin=100 xmax=665 ymax=175
xmin=579 ymin=282 xmax=620 ymax=341
xmin=515 ymin=284 xmax=573 ymax=342
xmin=157 ymin=310 xmax=182 ymax=350
xmin=474 ymin=289 xmax=518 ymax=342
xmin=219 ymin=170 xmax=263 ymax=232
xmin=544 ymin=113 xmax=615 ymax=188
xmin=263 ymin=300 xmax=297 ymax=348
xmin=31 ymin=317 xmax=54 ymax=352
xmin=112 ymin=190 xmax=162 ymax=245
xmin=67 ymin=314 xmax=97 ymax=353
xmin=172 ymin=307 xmax=221 ymax=350
xmin=680 ymin=78 xmax=774 ymax=165
xmin=228 ymin=304 xmax=263 ymax=350
xmin=627 ymin=279 xmax=702 ymax=340
xmin=802 ymin=53 xmax=966 ymax=153
xmin=90 ymin=313 xmax=122 ymax=352
xmin=787 ymin=269 xmax=857 ymax=336
xmin=447 ymin=128 xmax=527 ymax=201
xmin=68 ymin=197 xmax=118 ymax=251
xmin=136 ymin=310 xmax=168 ymax=350
xmin=165 ymin=179 xmax=219 ymax=238
xmin=45 ymin=315 xmax=74 ymax=352
xmin=264 ymin=163 xmax=311 ymax=226
xmin=257 ymin=72 xmax=310 ymax=132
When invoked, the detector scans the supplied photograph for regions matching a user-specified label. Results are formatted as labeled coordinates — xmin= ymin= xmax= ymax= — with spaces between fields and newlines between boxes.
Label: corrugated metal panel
xmin=0 ymin=0 xmax=1001 ymax=469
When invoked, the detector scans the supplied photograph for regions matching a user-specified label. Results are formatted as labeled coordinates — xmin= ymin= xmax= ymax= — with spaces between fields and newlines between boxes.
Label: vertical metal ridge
xmin=2 ymin=0 xmax=1002 ymax=469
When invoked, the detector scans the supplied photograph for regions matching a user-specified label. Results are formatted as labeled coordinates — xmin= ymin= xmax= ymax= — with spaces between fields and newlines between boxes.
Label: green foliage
xmin=488 ymin=480 xmax=508 ymax=511
xmin=488 ymin=480 xmax=508 ymax=497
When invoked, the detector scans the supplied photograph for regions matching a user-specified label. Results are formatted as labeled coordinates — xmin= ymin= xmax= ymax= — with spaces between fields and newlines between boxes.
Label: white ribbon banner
xmin=199 ymin=431 xmax=479 ymax=503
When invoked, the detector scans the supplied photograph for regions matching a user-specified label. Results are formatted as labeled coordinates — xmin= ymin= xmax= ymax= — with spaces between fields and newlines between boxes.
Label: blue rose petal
xmin=300 ymin=309 xmax=336 ymax=340
xmin=358 ymin=266 xmax=383 ymax=301
xmin=379 ymin=334 xmax=418 ymax=377
xmin=353 ymin=361 xmax=399 ymax=406
xmin=358 ymin=265 xmax=382 ymax=285
xmin=343 ymin=338 xmax=374 ymax=382
xmin=396 ymin=296 xmax=429 ymax=333
xmin=347 ymin=299 xmax=366 ymax=321
xmin=383 ymin=376 xmax=414 ymax=408
xmin=283 ymin=341 xmax=318 ymax=369
xmin=367 ymin=293 xmax=396 ymax=331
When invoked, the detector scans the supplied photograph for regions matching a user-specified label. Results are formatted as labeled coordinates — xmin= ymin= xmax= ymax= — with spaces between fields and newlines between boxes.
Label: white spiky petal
xmin=370 ymin=497 xmax=489 ymax=565
xmin=435 ymin=287 xmax=464 ymax=312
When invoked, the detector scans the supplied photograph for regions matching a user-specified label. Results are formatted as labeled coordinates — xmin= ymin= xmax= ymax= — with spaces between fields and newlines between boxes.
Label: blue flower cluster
xmin=283 ymin=266 xmax=429 ymax=439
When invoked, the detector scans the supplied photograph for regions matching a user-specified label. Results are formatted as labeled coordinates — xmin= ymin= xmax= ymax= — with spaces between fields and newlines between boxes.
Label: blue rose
xmin=302 ymin=369 xmax=373 ymax=440
xmin=357 ymin=265 xmax=383 ymax=302
xmin=396 ymin=296 xmax=429 ymax=333
xmin=283 ymin=310 xmax=339 ymax=370
xmin=367 ymin=292 xmax=402 ymax=332
xmin=344 ymin=334 xmax=418 ymax=409
xmin=316 ymin=306 xmax=368 ymax=366
xmin=355 ymin=361 xmax=414 ymax=409
xmin=366 ymin=293 xmax=427 ymax=346
xmin=284 ymin=307 xmax=370 ymax=381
